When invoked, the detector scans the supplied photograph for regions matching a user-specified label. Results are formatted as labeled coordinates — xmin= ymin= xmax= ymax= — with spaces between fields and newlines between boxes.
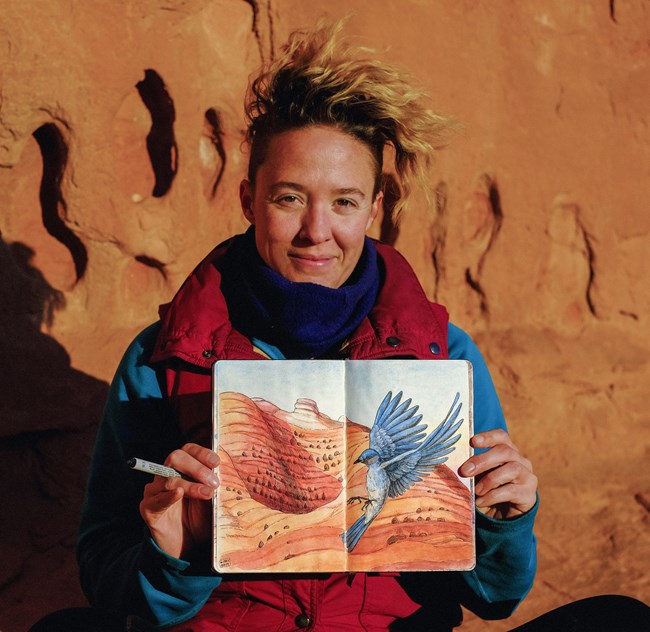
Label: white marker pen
xmin=127 ymin=457 xmax=185 ymax=479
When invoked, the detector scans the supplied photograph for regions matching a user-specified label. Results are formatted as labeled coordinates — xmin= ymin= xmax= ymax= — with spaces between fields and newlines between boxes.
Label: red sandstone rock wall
xmin=1 ymin=1 xmax=648 ymax=629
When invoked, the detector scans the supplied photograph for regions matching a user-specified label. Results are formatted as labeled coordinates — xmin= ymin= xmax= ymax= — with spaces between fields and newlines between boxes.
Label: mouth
xmin=288 ymin=253 xmax=336 ymax=268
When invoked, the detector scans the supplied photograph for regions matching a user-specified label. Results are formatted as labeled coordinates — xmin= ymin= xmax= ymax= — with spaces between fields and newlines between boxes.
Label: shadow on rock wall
xmin=0 ymin=236 xmax=108 ymax=626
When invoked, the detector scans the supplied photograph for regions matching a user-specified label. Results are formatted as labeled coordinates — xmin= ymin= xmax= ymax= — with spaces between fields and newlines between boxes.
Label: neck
xmin=219 ymin=228 xmax=380 ymax=358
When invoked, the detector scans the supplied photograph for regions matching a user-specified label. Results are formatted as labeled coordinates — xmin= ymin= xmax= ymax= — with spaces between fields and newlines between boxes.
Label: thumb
xmin=141 ymin=485 xmax=184 ymax=520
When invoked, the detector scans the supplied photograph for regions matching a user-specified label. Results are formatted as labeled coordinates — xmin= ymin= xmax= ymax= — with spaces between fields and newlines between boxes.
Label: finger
xmin=176 ymin=443 xmax=221 ymax=468
xmin=161 ymin=474 xmax=216 ymax=500
xmin=475 ymin=479 xmax=537 ymax=514
xmin=471 ymin=429 xmax=515 ymax=451
xmin=474 ymin=460 xmax=533 ymax=496
xmin=140 ymin=485 xmax=184 ymax=518
xmin=167 ymin=443 xmax=220 ymax=470
xmin=143 ymin=465 xmax=216 ymax=501
xmin=165 ymin=444 xmax=220 ymax=490
xmin=459 ymin=443 xmax=524 ymax=478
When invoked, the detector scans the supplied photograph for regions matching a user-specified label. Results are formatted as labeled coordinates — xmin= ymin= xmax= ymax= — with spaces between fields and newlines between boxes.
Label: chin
xmin=292 ymin=275 xmax=339 ymax=288
xmin=284 ymin=267 xmax=342 ymax=288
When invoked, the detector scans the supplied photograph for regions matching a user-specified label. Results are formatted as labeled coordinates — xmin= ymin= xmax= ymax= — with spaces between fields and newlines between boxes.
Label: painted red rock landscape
xmin=216 ymin=393 xmax=473 ymax=573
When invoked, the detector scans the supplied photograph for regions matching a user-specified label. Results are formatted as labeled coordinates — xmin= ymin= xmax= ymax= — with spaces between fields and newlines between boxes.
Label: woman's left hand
xmin=458 ymin=429 xmax=537 ymax=520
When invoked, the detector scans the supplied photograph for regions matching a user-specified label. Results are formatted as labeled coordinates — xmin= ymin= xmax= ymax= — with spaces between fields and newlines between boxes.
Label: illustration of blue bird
xmin=341 ymin=390 xmax=464 ymax=552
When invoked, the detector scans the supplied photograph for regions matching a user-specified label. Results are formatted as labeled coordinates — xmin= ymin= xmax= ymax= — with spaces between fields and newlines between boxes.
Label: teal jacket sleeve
xmin=77 ymin=323 xmax=221 ymax=627
xmin=448 ymin=323 xmax=538 ymax=618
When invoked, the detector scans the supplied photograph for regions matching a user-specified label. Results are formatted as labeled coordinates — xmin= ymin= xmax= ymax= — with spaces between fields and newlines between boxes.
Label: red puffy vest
xmin=150 ymin=240 xmax=450 ymax=631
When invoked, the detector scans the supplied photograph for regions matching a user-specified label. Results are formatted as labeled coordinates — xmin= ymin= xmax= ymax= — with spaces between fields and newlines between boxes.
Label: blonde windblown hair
xmin=244 ymin=20 xmax=456 ymax=217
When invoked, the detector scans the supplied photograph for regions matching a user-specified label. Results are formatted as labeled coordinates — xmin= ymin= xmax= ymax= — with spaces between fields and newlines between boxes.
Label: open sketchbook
xmin=212 ymin=360 xmax=474 ymax=573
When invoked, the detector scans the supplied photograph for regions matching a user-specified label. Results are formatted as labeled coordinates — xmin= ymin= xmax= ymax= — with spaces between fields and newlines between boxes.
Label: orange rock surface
xmin=0 ymin=1 xmax=648 ymax=630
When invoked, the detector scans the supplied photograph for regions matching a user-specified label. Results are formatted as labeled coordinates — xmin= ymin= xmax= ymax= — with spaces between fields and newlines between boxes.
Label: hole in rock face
xmin=202 ymin=108 xmax=227 ymax=199
xmin=430 ymin=181 xmax=449 ymax=300
xmin=485 ymin=176 xmax=504 ymax=227
xmin=379 ymin=173 xmax=401 ymax=246
xmin=136 ymin=69 xmax=178 ymax=197
xmin=134 ymin=254 xmax=166 ymax=279
xmin=33 ymin=123 xmax=87 ymax=285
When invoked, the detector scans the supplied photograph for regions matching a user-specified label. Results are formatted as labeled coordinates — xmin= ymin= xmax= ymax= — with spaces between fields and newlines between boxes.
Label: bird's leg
xmin=347 ymin=495 xmax=368 ymax=506
xmin=347 ymin=496 xmax=376 ymax=513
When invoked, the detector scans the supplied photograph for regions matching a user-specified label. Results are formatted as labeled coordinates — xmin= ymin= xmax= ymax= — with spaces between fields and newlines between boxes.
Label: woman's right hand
xmin=139 ymin=443 xmax=220 ymax=560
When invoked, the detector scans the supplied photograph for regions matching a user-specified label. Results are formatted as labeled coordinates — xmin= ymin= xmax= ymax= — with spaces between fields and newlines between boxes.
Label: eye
xmin=335 ymin=198 xmax=357 ymax=209
xmin=274 ymin=194 xmax=302 ymax=207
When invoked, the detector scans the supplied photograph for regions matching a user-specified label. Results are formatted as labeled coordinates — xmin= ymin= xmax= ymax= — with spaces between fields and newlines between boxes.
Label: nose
xmin=299 ymin=202 xmax=332 ymax=244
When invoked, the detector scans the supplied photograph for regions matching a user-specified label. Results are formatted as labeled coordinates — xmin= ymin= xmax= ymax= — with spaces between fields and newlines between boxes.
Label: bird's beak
xmin=354 ymin=457 xmax=361 ymax=464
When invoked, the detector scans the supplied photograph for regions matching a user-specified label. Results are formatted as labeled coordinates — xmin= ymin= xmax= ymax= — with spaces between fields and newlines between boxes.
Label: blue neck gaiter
xmin=219 ymin=227 xmax=380 ymax=359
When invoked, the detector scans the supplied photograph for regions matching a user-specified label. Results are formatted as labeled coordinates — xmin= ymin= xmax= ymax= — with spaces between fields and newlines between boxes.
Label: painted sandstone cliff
xmin=216 ymin=394 xmax=473 ymax=573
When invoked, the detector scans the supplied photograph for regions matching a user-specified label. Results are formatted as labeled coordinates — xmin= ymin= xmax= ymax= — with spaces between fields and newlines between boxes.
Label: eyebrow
xmin=270 ymin=182 xmax=366 ymax=198
xmin=336 ymin=187 xmax=366 ymax=198
xmin=270 ymin=182 xmax=307 ymax=193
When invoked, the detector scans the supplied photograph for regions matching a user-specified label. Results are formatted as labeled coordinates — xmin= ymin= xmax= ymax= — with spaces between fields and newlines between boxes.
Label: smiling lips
xmin=289 ymin=252 xmax=337 ymax=268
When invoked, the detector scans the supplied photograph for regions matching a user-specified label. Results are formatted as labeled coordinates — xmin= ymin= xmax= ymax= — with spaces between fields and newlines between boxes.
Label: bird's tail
xmin=341 ymin=514 xmax=371 ymax=552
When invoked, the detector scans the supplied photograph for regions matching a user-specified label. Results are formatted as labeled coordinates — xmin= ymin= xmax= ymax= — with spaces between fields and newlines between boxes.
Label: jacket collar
xmin=150 ymin=238 xmax=448 ymax=367
xmin=344 ymin=242 xmax=448 ymax=360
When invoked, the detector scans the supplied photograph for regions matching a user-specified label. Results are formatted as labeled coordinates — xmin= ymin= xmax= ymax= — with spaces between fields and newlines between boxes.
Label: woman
xmin=77 ymin=22 xmax=538 ymax=631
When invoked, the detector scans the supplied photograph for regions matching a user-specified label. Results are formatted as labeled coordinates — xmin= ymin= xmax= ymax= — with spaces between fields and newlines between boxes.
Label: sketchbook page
xmin=343 ymin=360 xmax=475 ymax=572
xmin=213 ymin=360 xmax=348 ymax=573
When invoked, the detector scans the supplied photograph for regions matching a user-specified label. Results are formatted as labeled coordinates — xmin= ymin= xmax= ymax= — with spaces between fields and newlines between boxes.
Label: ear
xmin=366 ymin=191 xmax=383 ymax=231
xmin=239 ymin=179 xmax=255 ymax=224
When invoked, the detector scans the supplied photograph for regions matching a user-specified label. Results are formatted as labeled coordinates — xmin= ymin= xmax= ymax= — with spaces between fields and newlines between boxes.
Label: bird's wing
xmin=383 ymin=392 xmax=464 ymax=498
xmin=369 ymin=391 xmax=428 ymax=462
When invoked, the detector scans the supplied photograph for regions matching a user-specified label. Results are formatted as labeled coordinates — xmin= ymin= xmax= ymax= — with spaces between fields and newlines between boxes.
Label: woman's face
xmin=240 ymin=125 xmax=382 ymax=289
